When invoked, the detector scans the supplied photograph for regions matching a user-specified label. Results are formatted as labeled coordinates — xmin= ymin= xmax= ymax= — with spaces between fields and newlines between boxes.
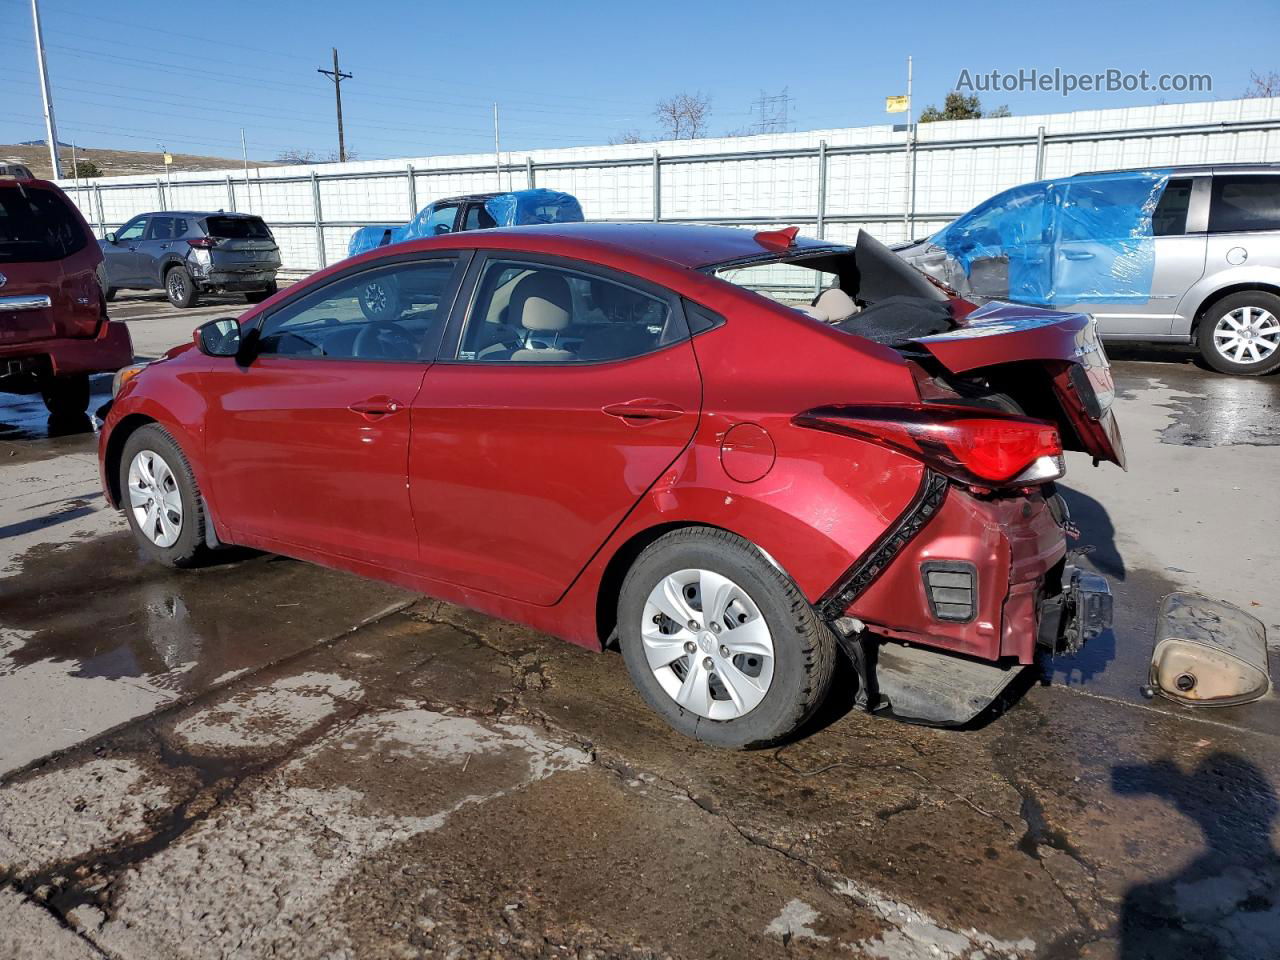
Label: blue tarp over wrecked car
xmin=347 ymin=189 xmax=584 ymax=257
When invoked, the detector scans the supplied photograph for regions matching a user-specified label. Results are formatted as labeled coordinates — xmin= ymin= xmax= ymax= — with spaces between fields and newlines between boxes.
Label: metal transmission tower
xmin=317 ymin=48 xmax=353 ymax=163
xmin=751 ymin=88 xmax=794 ymax=134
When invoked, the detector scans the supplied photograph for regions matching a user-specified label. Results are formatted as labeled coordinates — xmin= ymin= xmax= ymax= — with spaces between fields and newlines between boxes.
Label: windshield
xmin=0 ymin=184 xmax=89 ymax=263
xmin=204 ymin=216 xmax=272 ymax=240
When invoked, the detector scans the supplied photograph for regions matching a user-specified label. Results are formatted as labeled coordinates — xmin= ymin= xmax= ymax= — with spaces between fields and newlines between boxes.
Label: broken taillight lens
xmin=795 ymin=404 xmax=1064 ymax=488
xmin=187 ymin=236 xmax=218 ymax=249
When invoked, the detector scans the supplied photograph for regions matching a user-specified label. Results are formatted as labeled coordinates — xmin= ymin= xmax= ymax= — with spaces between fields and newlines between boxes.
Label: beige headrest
xmin=510 ymin=347 xmax=574 ymax=362
xmin=811 ymin=288 xmax=857 ymax=323
xmin=510 ymin=272 xmax=572 ymax=332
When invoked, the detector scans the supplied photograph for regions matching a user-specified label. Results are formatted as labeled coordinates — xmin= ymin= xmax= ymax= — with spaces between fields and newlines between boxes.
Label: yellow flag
xmin=163 ymin=153 xmax=173 ymax=165
xmin=885 ymin=95 xmax=909 ymax=114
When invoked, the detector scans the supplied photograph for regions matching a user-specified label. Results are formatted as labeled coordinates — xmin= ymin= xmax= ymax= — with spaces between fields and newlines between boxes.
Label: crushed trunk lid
xmin=911 ymin=301 xmax=1126 ymax=468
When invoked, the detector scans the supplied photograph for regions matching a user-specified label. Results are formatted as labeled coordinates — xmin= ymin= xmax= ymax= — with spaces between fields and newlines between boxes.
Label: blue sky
xmin=1 ymin=0 xmax=1275 ymax=162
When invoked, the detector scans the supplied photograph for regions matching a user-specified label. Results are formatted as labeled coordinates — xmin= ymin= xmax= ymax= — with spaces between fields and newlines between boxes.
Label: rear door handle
xmin=348 ymin=395 xmax=404 ymax=420
xmin=601 ymin=399 xmax=684 ymax=423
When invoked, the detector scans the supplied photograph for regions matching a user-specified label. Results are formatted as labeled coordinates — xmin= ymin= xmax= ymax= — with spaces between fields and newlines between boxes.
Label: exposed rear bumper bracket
xmin=1038 ymin=564 xmax=1113 ymax=655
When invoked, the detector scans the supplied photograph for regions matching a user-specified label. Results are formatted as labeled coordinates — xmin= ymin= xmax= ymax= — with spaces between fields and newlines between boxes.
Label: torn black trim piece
xmin=816 ymin=470 xmax=949 ymax=621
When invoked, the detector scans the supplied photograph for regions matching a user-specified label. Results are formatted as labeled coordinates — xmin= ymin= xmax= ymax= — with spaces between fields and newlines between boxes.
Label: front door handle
xmin=1063 ymin=250 xmax=1095 ymax=261
xmin=601 ymin=399 xmax=684 ymax=423
xmin=348 ymin=395 xmax=403 ymax=420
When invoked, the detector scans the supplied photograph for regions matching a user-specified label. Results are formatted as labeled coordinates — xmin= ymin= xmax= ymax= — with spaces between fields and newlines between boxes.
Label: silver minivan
xmin=897 ymin=164 xmax=1280 ymax=375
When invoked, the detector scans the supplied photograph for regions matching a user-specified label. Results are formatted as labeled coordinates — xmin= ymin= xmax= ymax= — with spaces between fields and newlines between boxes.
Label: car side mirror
xmin=195 ymin=318 xmax=242 ymax=357
xmin=105 ymin=232 xmax=117 ymax=244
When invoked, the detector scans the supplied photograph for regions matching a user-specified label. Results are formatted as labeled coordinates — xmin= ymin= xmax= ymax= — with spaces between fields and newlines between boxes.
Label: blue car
xmin=347 ymin=188 xmax=584 ymax=259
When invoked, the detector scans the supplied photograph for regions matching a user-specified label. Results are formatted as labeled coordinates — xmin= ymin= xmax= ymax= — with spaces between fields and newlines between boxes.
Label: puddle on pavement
xmin=0 ymin=530 xmax=412 ymax=695
xmin=1111 ymin=363 xmax=1280 ymax=448
xmin=0 ymin=378 xmax=111 ymax=465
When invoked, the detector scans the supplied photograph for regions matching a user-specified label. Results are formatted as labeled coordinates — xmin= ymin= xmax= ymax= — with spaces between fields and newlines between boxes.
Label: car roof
xmin=421 ymin=221 xmax=842 ymax=270
xmin=1075 ymin=162 xmax=1280 ymax=177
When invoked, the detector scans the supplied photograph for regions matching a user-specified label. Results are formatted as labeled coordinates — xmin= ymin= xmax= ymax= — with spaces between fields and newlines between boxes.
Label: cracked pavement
xmin=2 ymin=307 xmax=1279 ymax=960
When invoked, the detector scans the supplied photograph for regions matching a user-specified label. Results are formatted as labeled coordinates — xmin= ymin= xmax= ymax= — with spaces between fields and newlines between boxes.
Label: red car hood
xmin=913 ymin=301 xmax=1126 ymax=468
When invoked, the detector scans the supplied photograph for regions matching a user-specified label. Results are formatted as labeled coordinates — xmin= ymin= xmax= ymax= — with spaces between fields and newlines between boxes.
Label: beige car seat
xmin=798 ymin=287 xmax=858 ymax=324
xmin=509 ymin=272 xmax=575 ymax=361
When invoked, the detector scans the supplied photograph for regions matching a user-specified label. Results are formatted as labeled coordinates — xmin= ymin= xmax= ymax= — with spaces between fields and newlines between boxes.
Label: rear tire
xmin=104 ymin=287 xmax=117 ymax=302
xmin=1197 ymin=291 xmax=1280 ymax=376
xmin=618 ymin=527 xmax=836 ymax=749
xmin=40 ymin=373 xmax=90 ymax=418
xmin=165 ymin=265 xmax=199 ymax=308
xmin=119 ymin=424 xmax=208 ymax=568
xmin=244 ymin=281 xmax=277 ymax=304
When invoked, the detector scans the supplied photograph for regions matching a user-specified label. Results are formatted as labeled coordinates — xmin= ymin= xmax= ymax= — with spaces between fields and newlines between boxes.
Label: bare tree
xmin=609 ymin=130 xmax=648 ymax=145
xmin=1244 ymin=70 xmax=1280 ymax=98
xmin=654 ymin=92 xmax=711 ymax=140
xmin=277 ymin=148 xmax=319 ymax=164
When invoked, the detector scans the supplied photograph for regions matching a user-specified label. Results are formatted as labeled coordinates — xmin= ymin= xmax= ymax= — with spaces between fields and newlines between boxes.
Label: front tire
xmin=618 ymin=528 xmax=836 ymax=749
xmin=40 ymin=373 xmax=90 ymax=418
xmin=165 ymin=265 xmax=199 ymax=308
xmin=119 ymin=425 xmax=208 ymax=567
xmin=1198 ymin=291 xmax=1280 ymax=376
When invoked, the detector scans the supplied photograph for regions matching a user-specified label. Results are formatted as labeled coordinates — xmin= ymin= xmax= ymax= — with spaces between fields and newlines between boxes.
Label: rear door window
xmin=205 ymin=216 xmax=273 ymax=240
xmin=0 ymin=184 xmax=89 ymax=263
xmin=462 ymin=202 xmax=498 ymax=231
xmin=1209 ymin=176 xmax=1280 ymax=233
xmin=1152 ymin=178 xmax=1193 ymax=236
xmin=147 ymin=217 xmax=175 ymax=240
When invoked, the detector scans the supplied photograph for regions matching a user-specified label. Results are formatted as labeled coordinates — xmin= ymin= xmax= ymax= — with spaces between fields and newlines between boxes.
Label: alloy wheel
xmin=168 ymin=272 xmax=187 ymax=302
xmin=1212 ymin=306 xmax=1280 ymax=365
xmin=641 ymin=568 xmax=775 ymax=721
xmin=364 ymin=282 xmax=388 ymax=315
xmin=127 ymin=449 xmax=183 ymax=548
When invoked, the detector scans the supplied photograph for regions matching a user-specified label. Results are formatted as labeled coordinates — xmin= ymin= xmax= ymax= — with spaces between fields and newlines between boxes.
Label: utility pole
xmin=30 ymin=0 xmax=61 ymax=178
xmin=240 ymin=128 xmax=251 ymax=212
xmin=317 ymin=48 xmax=352 ymax=163
xmin=493 ymin=102 xmax=502 ymax=190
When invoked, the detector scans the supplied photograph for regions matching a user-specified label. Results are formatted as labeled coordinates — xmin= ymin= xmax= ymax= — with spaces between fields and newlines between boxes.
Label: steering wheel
xmin=353 ymin=321 xmax=417 ymax=360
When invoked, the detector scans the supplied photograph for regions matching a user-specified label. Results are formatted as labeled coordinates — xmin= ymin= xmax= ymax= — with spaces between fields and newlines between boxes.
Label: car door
xmin=200 ymin=254 xmax=466 ymax=567
xmin=1203 ymin=172 xmax=1280 ymax=294
xmin=408 ymin=254 xmax=702 ymax=606
xmin=137 ymin=215 xmax=175 ymax=285
xmin=1057 ymin=176 xmax=1207 ymax=338
xmin=102 ymin=215 xmax=149 ymax=286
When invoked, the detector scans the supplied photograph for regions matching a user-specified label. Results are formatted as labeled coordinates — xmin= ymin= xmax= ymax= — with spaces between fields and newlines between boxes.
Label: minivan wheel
xmin=244 ymin=281 xmax=277 ymax=304
xmin=1198 ymin=291 xmax=1280 ymax=376
xmin=119 ymin=425 xmax=207 ymax=567
xmin=165 ymin=265 xmax=199 ymax=308
xmin=40 ymin=373 xmax=90 ymax=418
xmin=618 ymin=528 xmax=836 ymax=749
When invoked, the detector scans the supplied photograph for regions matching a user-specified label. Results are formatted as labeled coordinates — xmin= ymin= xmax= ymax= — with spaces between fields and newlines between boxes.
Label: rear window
xmin=203 ymin=216 xmax=273 ymax=240
xmin=0 ymin=184 xmax=89 ymax=263
xmin=1209 ymin=176 xmax=1280 ymax=234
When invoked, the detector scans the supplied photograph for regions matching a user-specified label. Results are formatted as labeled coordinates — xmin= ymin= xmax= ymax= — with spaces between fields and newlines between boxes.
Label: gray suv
xmin=100 ymin=211 xmax=281 ymax=308
xmin=898 ymin=164 xmax=1280 ymax=375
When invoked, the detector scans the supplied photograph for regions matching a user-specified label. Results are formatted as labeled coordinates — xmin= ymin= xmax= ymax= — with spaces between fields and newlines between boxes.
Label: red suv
xmin=99 ymin=223 xmax=1118 ymax=746
xmin=1 ymin=177 xmax=133 ymax=416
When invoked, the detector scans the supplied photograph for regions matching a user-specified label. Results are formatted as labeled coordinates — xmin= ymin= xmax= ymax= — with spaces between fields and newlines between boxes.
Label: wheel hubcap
xmin=127 ymin=449 xmax=183 ymax=548
xmin=1213 ymin=306 xmax=1279 ymax=364
xmin=169 ymin=274 xmax=185 ymax=299
xmin=641 ymin=568 xmax=775 ymax=721
xmin=365 ymin=282 xmax=386 ymax=313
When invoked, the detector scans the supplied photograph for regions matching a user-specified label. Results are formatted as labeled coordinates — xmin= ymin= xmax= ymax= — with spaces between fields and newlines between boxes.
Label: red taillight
xmin=187 ymin=236 xmax=218 ymax=249
xmin=795 ymin=404 xmax=1064 ymax=488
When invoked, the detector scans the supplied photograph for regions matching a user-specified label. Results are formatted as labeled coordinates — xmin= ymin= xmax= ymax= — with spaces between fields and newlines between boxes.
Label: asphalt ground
xmin=1 ymin=292 xmax=1278 ymax=959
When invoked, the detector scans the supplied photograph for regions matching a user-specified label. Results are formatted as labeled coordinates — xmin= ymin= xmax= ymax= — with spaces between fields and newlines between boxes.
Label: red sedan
xmin=99 ymin=223 xmax=1119 ymax=746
